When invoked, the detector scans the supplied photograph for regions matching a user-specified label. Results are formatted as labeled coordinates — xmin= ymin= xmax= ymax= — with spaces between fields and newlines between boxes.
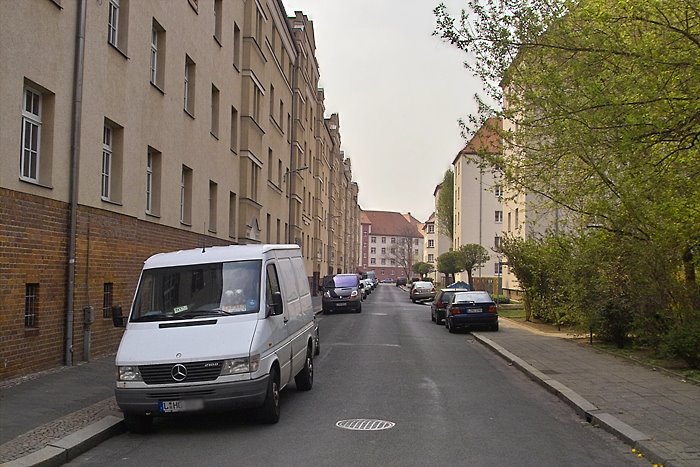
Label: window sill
xmin=213 ymin=35 xmax=222 ymax=47
xmin=230 ymin=148 xmax=238 ymax=156
xmin=210 ymin=131 xmax=219 ymax=140
xmin=184 ymin=108 xmax=195 ymax=119
xmin=150 ymin=82 xmax=165 ymax=94
xmin=108 ymin=42 xmax=129 ymax=60
xmin=145 ymin=211 xmax=160 ymax=219
xmin=101 ymin=197 xmax=122 ymax=206
xmin=233 ymin=63 xmax=240 ymax=73
xmin=19 ymin=177 xmax=53 ymax=190
xmin=180 ymin=221 xmax=192 ymax=227
xmin=50 ymin=0 xmax=62 ymax=9
xmin=188 ymin=0 xmax=198 ymax=13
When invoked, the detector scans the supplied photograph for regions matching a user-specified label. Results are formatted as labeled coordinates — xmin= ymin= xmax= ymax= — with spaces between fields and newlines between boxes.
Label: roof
xmin=452 ymin=118 xmax=502 ymax=165
xmin=144 ymin=244 xmax=300 ymax=269
xmin=422 ymin=212 xmax=437 ymax=231
xmin=363 ymin=210 xmax=423 ymax=238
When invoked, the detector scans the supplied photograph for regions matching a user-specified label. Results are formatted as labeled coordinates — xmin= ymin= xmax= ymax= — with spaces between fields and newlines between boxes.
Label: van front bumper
xmin=115 ymin=375 xmax=269 ymax=416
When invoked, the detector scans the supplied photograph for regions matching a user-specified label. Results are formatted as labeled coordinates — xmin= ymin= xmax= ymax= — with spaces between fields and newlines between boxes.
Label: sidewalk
xmin=1 ymin=306 xmax=699 ymax=466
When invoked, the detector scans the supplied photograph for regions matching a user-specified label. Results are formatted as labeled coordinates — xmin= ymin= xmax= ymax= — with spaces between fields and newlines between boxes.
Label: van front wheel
xmin=295 ymin=348 xmax=314 ymax=391
xmin=259 ymin=367 xmax=280 ymax=424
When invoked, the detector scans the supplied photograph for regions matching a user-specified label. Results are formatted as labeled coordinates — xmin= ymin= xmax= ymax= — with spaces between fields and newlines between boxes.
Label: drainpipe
xmin=66 ymin=0 xmax=87 ymax=366
xmin=287 ymin=32 xmax=300 ymax=243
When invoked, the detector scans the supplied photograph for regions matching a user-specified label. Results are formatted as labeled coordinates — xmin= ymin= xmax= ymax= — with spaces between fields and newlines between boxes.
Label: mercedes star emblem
xmin=171 ymin=363 xmax=187 ymax=382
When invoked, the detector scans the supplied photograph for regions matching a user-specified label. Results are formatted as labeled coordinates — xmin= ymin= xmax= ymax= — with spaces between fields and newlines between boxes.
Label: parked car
xmin=431 ymin=288 xmax=470 ymax=324
xmin=444 ymin=291 xmax=499 ymax=333
xmin=361 ymin=278 xmax=373 ymax=298
xmin=321 ymin=274 xmax=363 ymax=313
xmin=410 ymin=281 xmax=436 ymax=303
xmin=396 ymin=277 xmax=407 ymax=287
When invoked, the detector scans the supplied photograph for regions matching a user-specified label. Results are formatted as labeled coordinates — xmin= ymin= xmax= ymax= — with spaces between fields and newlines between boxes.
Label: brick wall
xmin=0 ymin=188 xmax=232 ymax=380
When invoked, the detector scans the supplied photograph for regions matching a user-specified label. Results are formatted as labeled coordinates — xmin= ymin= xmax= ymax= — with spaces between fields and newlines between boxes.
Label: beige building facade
xmin=0 ymin=0 xmax=360 ymax=380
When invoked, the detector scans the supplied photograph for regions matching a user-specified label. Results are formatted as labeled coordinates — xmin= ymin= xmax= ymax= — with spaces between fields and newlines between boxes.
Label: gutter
xmin=66 ymin=0 xmax=87 ymax=366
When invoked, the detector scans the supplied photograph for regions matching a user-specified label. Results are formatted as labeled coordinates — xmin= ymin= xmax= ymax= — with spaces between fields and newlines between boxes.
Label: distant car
xmin=431 ymin=288 xmax=470 ymax=324
xmin=321 ymin=274 xmax=362 ymax=313
xmin=445 ymin=291 xmax=498 ymax=333
xmin=361 ymin=278 xmax=373 ymax=298
xmin=410 ymin=281 xmax=436 ymax=303
xmin=396 ymin=277 xmax=407 ymax=287
xmin=380 ymin=278 xmax=395 ymax=284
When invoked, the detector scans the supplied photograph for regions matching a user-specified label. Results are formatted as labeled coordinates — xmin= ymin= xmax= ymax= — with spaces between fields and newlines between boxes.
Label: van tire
xmin=295 ymin=348 xmax=314 ymax=391
xmin=124 ymin=413 xmax=153 ymax=433
xmin=259 ymin=367 xmax=281 ymax=424
xmin=356 ymin=303 xmax=362 ymax=313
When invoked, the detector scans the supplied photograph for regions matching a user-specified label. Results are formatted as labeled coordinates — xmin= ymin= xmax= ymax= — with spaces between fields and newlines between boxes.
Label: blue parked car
xmin=445 ymin=291 xmax=498 ymax=333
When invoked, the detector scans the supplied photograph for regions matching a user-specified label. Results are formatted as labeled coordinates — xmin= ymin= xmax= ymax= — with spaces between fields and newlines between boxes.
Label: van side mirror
xmin=111 ymin=305 xmax=126 ymax=328
xmin=359 ymin=282 xmax=364 ymax=289
xmin=267 ymin=292 xmax=284 ymax=317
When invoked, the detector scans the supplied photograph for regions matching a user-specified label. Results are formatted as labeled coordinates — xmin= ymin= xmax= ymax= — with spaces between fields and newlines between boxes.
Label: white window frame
xmin=108 ymin=0 xmax=119 ymax=46
xmin=102 ymin=126 xmax=113 ymax=200
xmin=20 ymin=87 xmax=42 ymax=182
xmin=428 ymin=239 xmax=434 ymax=248
xmin=146 ymin=149 xmax=153 ymax=213
xmin=180 ymin=169 xmax=186 ymax=223
xmin=184 ymin=61 xmax=190 ymax=111
xmin=150 ymin=26 xmax=158 ymax=84
xmin=495 ymin=210 xmax=503 ymax=223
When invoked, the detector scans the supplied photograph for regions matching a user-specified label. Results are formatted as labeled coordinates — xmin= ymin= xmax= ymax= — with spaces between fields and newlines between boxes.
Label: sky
xmin=283 ymin=0 xmax=484 ymax=223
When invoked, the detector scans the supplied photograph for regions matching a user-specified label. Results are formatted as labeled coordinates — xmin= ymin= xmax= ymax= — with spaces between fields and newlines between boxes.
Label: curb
xmin=471 ymin=332 xmax=672 ymax=467
xmin=2 ymin=416 xmax=124 ymax=467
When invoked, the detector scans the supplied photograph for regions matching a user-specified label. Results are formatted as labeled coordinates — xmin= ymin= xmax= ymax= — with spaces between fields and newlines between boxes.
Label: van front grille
xmin=139 ymin=360 xmax=223 ymax=384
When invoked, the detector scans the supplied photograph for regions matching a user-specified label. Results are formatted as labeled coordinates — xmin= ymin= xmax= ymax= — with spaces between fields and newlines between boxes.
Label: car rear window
xmin=453 ymin=291 xmax=492 ymax=303
xmin=414 ymin=281 xmax=432 ymax=288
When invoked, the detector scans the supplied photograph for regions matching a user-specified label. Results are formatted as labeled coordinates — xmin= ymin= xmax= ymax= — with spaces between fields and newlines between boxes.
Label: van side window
xmin=266 ymin=264 xmax=282 ymax=313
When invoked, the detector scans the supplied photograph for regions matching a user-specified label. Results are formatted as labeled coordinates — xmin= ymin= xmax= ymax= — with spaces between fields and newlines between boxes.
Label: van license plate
xmin=335 ymin=302 xmax=346 ymax=307
xmin=159 ymin=399 xmax=203 ymax=413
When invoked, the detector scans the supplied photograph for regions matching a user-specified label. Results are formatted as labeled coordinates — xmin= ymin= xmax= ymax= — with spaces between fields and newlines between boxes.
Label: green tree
xmin=412 ymin=261 xmax=435 ymax=279
xmin=435 ymin=169 xmax=454 ymax=241
xmin=458 ymin=244 xmax=490 ymax=289
xmin=435 ymin=0 xmax=700 ymax=329
xmin=436 ymin=250 xmax=464 ymax=285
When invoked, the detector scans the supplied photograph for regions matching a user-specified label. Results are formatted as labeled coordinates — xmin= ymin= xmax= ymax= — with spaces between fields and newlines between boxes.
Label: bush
xmin=662 ymin=321 xmax=700 ymax=369
xmin=492 ymin=294 xmax=511 ymax=304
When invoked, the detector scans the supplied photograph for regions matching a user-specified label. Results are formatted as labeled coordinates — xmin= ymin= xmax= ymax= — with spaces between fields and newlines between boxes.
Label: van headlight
xmin=323 ymin=290 xmax=331 ymax=298
xmin=117 ymin=366 xmax=143 ymax=382
xmin=221 ymin=354 xmax=260 ymax=375
xmin=350 ymin=290 xmax=358 ymax=297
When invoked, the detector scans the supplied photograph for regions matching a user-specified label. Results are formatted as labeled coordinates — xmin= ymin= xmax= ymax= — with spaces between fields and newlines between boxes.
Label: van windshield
xmin=130 ymin=260 xmax=262 ymax=322
xmin=327 ymin=275 xmax=358 ymax=288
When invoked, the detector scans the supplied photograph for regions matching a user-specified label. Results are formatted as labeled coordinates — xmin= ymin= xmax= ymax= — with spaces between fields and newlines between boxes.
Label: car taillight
xmin=449 ymin=307 xmax=460 ymax=315
xmin=488 ymin=305 xmax=497 ymax=313
xmin=431 ymin=287 xmax=436 ymax=293
xmin=436 ymin=300 xmax=444 ymax=308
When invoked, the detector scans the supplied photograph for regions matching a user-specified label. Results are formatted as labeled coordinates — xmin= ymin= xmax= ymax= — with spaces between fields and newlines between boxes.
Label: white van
xmin=112 ymin=244 xmax=317 ymax=432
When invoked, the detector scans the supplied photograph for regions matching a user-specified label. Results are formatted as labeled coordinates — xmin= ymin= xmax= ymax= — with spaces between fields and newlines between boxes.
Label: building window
xmin=150 ymin=20 xmax=166 ymax=89
xmin=427 ymin=224 xmax=434 ymax=234
xmin=180 ymin=165 xmax=192 ymax=225
xmin=391 ymin=237 xmax=396 ymax=244
xmin=209 ymin=180 xmax=218 ymax=233
xmin=25 ymin=284 xmax=38 ymax=328
xmin=20 ymin=87 xmax=42 ymax=182
xmin=184 ymin=55 xmax=196 ymax=115
xmin=230 ymin=106 xmax=239 ymax=152
xmin=371 ymin=236 xmax=376 ymax=243
xmin=428 ymin=239 xmax=434 ymax=248
xmin=107 ymin=0 xmax=128 ymax=52
xmin=414 ymin=249 xmax=419 ymax=255
xmin=278 ymin=159 xmax=283 ymax=186
xmin=254 ymin=6 xmax=264 ymax=44
xmin=381 ymin=248 xmax=386 ymax=254
xmin=211 ymin=84 xmax=220 ymax=137
xmin=494 ymin=236 xmax=502 ymax=249
xmin=269 ymin=84 xmax=275 ymax=122
xmin=494 ymin=185 xmax=503 ymax=198
xmin=233 ymin=23 xmax=241 ymax=70
xmin=102 ymin=283 xmax=113 ymax=318
xmin=495 ymin=210 xmax=503 ymax=223
xmin=414 ymin=239 xmax=419 ymax=245
xmin=213 ymin=0 xmax=222 ymax=43
xmin=391 ymin=259 xmax=396 ymax=265
xmin=370 ymin=247 xmax=376 ymax=254
xmin=145 ymin=147 xmax=161 ymax=215
xmin=101 ymin=126 xmax=113 ymax=200
xmin=252 ymin=84 xmax=262 ymax=122
xmin=515 ymin=208 xmax=520 ymax=226
xmin=251 ymin=161 xmax=260 ymax=201
xmin=370 ymin=258 xmax=376 ymax=265
xmin=428 ymin=254 xmax=434 ymax=263
xmin=381 ymin=237 xmax=386 ymax=244
xmin=381 ymin=259 xmax=386 ymax=265
xmin=495 ymin=262 xmax=503 ymax=275
xmin=508 ymin=212 xmax=512 ymax=231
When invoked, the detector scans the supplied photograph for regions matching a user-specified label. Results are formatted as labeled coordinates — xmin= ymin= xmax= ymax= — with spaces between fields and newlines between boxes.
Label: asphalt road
xmin=68 ymin=285 xmax=645 ymax=466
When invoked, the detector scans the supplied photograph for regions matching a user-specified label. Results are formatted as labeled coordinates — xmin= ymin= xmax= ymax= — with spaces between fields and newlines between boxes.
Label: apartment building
xmin=452 ymin=118 xmax=503 ymax=283
xmin=422 ymin=207 xmax=451 ymax=283
xmin=360 ymin=211 xmax=424 ymax=281
xmin=0 ymin=0 xmax=360 ymax=379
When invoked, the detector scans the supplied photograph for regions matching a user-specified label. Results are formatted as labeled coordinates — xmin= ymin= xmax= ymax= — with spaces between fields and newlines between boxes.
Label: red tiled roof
xmin=452 ymin=118 xmax=502 ymax=164
xmin=363 ymin=211 xmax=423 ymax=238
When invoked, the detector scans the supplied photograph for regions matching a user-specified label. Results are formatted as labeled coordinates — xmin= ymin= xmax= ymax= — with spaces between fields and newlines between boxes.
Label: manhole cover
xmin=336 ymin=419 xmax=395 ymax=431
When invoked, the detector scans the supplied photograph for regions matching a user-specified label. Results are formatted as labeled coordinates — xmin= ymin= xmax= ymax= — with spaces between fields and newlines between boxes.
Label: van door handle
xmin=283 ymin=317 xmax=289 ymax=324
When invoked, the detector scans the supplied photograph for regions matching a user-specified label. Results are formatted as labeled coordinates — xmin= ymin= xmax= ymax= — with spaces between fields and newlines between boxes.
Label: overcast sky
xmin=284 ymin=0 xmax=483 ymax=223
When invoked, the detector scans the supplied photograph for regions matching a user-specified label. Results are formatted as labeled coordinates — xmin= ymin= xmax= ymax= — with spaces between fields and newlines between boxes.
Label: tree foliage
xmin=412 ymin=261 xmax=435 ymax=278
xmin=436 ymin=250 xmax=464 ymax=285
xmin=458 ymin=244 xmax=490 ymax=289
xmin=434 ymin=0 xmax=700 ymax=359
xmin=435 ymin=169 xmax=454 ymax=241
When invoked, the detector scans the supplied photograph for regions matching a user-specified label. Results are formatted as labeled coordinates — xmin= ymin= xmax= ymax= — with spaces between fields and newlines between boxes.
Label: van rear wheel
xmin=295 ymin=348 xmax=314 ymax=391
xmin=259 ymin=367 xmax=280 ymax=424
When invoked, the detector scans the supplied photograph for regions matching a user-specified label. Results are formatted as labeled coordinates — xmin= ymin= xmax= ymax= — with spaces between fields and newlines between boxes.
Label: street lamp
xmin=286 ymin=165 xmax=309 ymax=243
